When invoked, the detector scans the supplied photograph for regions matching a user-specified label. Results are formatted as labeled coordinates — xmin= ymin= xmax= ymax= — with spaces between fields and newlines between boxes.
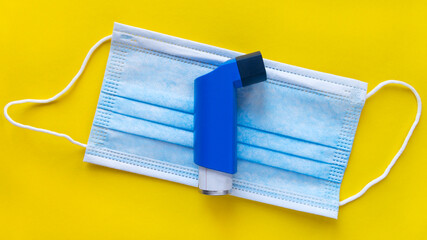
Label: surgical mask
xmin=4 ymin=23 xmax=421 ymax=219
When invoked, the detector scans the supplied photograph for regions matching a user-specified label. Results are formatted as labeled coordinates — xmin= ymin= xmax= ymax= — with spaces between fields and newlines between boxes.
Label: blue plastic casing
xmin=194 ymin=52 xmax=266 ymax=174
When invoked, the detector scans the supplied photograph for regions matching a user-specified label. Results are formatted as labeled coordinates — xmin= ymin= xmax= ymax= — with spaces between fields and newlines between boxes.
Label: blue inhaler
xmin=194 ymin=51 xmax=267 ymax=195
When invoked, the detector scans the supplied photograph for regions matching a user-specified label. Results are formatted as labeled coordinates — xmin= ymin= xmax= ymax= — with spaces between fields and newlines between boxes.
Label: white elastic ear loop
xmin=340 ymin=80 xmax=422 ymax=206
xmin=4 ymin=35 xmax=112 ymax=148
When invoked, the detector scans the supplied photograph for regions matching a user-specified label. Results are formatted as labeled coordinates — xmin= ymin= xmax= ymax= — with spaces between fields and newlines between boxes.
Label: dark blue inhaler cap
xmin=236 ymin=51 xmax=267 ymax=87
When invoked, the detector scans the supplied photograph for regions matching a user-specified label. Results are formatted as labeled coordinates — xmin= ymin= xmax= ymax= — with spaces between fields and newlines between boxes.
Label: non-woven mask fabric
xmin=4 ymin=23 xmax=421 ymax=219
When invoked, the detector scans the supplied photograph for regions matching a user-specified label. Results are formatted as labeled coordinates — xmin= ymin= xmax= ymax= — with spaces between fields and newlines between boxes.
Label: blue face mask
xmin=5 ymin=23 xmax=421 ymax=219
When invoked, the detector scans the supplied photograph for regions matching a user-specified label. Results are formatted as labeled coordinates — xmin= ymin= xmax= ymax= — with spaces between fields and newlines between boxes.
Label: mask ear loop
xmin=340 ymin=80 xmax=422 ymax=206
xmin=3 ymin=35 xmax=112 ymax=148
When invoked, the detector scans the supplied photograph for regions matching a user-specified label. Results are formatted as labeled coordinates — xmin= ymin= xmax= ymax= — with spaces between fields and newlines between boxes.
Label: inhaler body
xmin=194 ymin=52 xmax=267 ymax=195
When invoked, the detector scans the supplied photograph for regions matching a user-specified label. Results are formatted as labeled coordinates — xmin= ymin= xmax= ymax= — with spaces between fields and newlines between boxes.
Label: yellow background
xmin=1 ymin=0 xmax=426 ymax=239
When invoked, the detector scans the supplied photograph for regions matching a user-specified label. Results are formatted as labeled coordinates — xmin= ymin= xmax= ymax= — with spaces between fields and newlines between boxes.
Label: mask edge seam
xmin=113 ymin=41 xmax=358 ymax=102
xmin=114 ymin=29 xmax=365 ymax=91
xmin=86 ymin=146 xmax=337 ymax=211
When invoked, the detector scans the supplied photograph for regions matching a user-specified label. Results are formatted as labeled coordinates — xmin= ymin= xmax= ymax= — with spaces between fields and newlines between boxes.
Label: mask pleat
xmin=93 ymin=106 xmax=346 ymax=183
xmin=99 ymin=92 xmax=347 ymax=166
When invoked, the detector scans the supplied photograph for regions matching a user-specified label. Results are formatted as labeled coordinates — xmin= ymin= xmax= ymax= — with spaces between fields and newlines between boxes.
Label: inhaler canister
xmin=194 ymin=52 xmax=267 ymax=195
